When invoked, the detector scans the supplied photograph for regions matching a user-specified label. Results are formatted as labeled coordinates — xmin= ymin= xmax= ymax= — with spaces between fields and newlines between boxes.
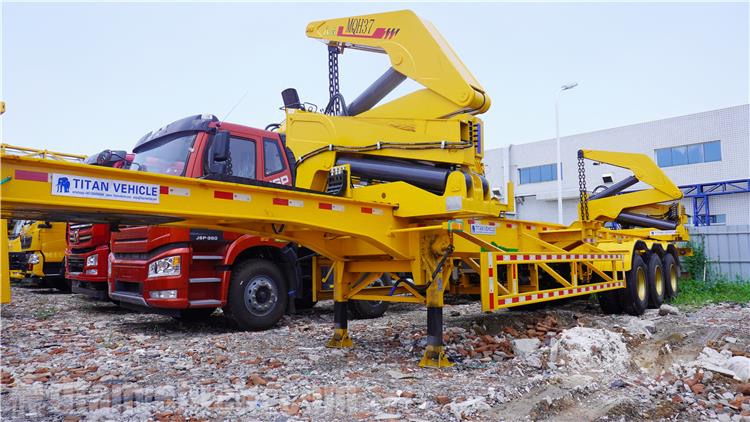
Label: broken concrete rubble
xmin=1 ymin=287 xmax=748 ymax=421
xmin=550 ymin=326 xmax=630 ymax=373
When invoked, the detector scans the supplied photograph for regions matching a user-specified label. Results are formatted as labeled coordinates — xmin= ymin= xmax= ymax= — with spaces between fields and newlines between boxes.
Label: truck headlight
xmin=149 ymin=290 xmax=178 ymax=299
xmin=148 ymin=256 xmax=181 ymax=278
xmin=86 ymin=254 xmax=98 ymax=267
xmin=27 ymin=253 xmax=40 ymax=265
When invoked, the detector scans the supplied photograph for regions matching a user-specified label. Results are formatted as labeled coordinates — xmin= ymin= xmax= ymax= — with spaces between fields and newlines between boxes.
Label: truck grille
xmin=114 ymin=280 xmax=142 ymax=295
xmin=67 ymin=255 xmax=85 ymax=273
xmin=9 ymin=252 xmax=27 ymax=271
xmin=68 ymin=224 xmax=93 ymax=245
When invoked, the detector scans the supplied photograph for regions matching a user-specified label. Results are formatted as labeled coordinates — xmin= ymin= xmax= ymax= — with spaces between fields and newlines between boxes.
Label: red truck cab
xmin=108 ymin=114 xmax=326 ymax=329
xmin=66 ymin=151 xmax=133 ymax=299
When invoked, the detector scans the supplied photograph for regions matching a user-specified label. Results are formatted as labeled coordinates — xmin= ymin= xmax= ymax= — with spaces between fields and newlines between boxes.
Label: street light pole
xmin=555 ymin=82 xmax=578 ymax=225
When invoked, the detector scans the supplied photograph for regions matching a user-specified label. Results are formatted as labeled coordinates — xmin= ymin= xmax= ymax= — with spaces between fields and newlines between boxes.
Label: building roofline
xmin=491 ymin=103 xmax=749 ymax=151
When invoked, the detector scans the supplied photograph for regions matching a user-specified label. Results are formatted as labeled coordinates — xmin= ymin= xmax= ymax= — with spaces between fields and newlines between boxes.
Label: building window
xmin=519 ymin=163 xmax=559 ymax=184
xmin=655 ymin=141 xmax=721 ymax=167
xmin=688 ymin=214 xmax=726 ymax=226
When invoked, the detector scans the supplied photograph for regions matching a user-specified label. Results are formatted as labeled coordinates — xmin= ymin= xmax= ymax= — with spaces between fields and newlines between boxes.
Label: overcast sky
xmin=1 ymin=2 xmax=748 ymax=155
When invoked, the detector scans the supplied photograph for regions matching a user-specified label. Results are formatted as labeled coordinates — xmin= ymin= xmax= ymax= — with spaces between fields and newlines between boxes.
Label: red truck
xmin=104 ymin=114 xmax=387 ymax=330
xmin=66 ymin=151 xmax=133 ymax=299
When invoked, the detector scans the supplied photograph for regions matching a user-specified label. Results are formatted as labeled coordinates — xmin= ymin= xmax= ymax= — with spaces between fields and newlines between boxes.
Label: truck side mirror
xmin=97 ymin=150 xmax=112 ymax=165
xmin=207 ymin=131 xmax=231 ymax=175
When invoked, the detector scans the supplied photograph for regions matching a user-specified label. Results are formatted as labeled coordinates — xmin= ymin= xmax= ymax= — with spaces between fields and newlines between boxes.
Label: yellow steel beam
xmin=306 ymin=10 xmax=489 ymax=119
xmin=1 ymin=219 xmax=10 ymax=304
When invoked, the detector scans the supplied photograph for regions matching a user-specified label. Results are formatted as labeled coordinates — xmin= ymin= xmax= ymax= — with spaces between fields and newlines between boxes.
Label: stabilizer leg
xmin=326 ymin=301 xmax=352 ymax=348
xmin=419 ymin=307 xmax=452 ymax=368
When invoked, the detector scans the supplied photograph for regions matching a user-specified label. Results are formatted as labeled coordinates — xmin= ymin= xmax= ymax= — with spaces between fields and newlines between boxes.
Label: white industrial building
xmin=484 ymin=104 xmax=750 ymax=227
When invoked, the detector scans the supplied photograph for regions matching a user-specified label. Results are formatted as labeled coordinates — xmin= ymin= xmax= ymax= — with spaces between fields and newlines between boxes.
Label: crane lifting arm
xmin=306 ymin=10 xmax=490 ymax=119
xmin=579 ymin=149 xmax=686 ymax=232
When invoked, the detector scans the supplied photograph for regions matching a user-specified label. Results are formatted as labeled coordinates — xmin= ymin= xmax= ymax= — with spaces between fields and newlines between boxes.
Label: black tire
xmin=663 ymin=253 xmax=680 ymax=300
xmin=175 ymin=307 xmax=216 ymax=322
xmin=224 ymin=259 xmax=288 ymax=331
xmin=623 ymin=254 xmax=649 ymax=316
xmin=349 ymin=274 xmax=391 ymax=320
xmin=598 ymin=288 xmax=623 ymax=314
xmin=647 ymin=254 xmax=665 ymax=308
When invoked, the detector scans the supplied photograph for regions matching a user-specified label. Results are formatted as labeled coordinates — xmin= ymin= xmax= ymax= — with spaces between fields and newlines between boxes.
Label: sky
xmin=1 ymin=2 xmax=748 ymax=155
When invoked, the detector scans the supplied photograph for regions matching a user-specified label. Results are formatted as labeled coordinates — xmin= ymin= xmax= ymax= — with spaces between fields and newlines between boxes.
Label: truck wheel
xmin=597 ymin=288 xmax=623 ymax=314
xmin=225 ymin=259 xmax=288 ymax=331
xmin=663 ymin=253 xmax=680 ymax=299
xmin=623 ymin=254 xmax=649 ymax=316
xmin=647 ymin=254 xmax=665 ymax=308
xmin=175 ymin=308 xmax=216 ymax=322
xmin=348 ymin=274 xmax=391 ymax=319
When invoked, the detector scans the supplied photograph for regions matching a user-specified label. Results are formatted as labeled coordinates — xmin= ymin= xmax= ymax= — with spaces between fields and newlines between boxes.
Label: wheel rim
xmin=243 ymin=275 xmax=278 ymax=316
xmin=669 ymin=263 xmax=678 ymax=292
xmin=655 ymin=265 xmax=664 ymax=296
xmin=364 ymin=277 xmax=386 ymax=307
xmin=636 ymin=267 xmax=647 ymax=301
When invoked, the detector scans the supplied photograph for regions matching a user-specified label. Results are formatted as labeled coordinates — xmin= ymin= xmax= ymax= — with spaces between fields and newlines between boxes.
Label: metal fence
xmin=688 ymin=225 xmax=750 ymax=281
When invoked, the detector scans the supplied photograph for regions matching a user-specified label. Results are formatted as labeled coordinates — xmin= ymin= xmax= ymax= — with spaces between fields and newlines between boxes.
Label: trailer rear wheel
xmin=623 ymin=254 xmax=649 ymax=316
xmin=349 ymin=274 xmax=391 ymax=319
xmin=597 ymin=288 xmax=623 ymax=314
xmin=647 ymin=254 xmax=665 ymax=308
xmin=225 ymin=259 xmax=288 ymax=331
xmin=663 ymin=253 xmax=680 ymax=299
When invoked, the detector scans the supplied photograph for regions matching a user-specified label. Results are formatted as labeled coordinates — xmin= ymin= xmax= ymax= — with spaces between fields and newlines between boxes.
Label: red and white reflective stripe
xmin=525 ymin=225 xmax=536 ymax=230
xmin=214 ymin=191 xmax=251 ymax=201
xmin=468 ymin=219 xmax=496 ymax=226
xmin=160 ymin=186 xmax=190 ymax=196
xmin=497 ymin=281 xmax=625 ymax=306
xmin=487 ymin=252 xmax=495 ymax=310
xmin=15 ymin=169 xmax=48 ymax=182
xmin=496 ymin=253 xmax=623 ymax=262
xmin=361 ymin=207 xmax=383 ymax=215
xmin=319 ymin=202 xmax=344 ymax=212
xmin=511 ymin=264 xmax=518 ymax=294
xmin=273 ymin=198 xmax=303 ymax=207
xmin=505 ymin=223 xmax=516 ymax=228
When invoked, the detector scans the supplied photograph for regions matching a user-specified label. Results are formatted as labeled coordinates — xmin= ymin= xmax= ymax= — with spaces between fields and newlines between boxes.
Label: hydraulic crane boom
xmin=306 ymin=10 xmax=490 ymax=119
xmin=578 ymin=149 xmax=687 ymax=235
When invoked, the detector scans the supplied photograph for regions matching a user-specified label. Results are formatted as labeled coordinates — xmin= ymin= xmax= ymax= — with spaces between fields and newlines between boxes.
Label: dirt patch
xmin=1 ymin=287 xmax=749 ymax=421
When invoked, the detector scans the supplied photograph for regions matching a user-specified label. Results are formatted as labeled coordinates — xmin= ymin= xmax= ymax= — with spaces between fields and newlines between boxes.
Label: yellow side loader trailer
xmin=0 ymin=10 xmax=689 ymax=366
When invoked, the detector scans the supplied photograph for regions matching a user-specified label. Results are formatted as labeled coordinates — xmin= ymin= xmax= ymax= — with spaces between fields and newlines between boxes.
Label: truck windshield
xmin=130 ymin=133 xmax=196 ymax=176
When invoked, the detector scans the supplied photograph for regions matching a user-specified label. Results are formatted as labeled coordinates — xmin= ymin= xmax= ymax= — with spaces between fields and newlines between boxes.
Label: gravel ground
xmin=1 ymin=285 xmax=749 ymax=421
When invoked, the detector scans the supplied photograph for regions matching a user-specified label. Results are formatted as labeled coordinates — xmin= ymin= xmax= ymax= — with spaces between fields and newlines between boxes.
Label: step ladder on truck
xmin=0 ymin=10 xmax=690 ymax=366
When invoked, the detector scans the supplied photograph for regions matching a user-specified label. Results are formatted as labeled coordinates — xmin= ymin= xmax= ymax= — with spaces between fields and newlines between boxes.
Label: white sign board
xmin=51 ymin=174 xmax=160 ymax=204
xmin=470 ymin=224 xmax=497 ymax=235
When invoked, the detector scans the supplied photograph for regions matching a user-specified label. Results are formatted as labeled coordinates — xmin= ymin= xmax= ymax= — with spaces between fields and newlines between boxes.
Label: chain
xmin=327 ymin=46 xmax=342 ymax=116
xmin=578 ymin=155 xmax=589 ymax=221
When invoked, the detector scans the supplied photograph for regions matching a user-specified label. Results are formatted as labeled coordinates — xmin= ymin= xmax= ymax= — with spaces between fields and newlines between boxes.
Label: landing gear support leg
xmin=419 ymin=306 xmax=452 ymax=368
xmin=419 ymin=262 xmax=453 ymax=368
xmin=326 ymin=301 xmax=352 ymax=348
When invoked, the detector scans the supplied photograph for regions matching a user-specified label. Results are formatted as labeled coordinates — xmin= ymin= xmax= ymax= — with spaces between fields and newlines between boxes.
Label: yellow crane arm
xmin=306 ymin=10 xmax=490 ymax=119
xmin=579 ymin=149 xmax=683 ymax=222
